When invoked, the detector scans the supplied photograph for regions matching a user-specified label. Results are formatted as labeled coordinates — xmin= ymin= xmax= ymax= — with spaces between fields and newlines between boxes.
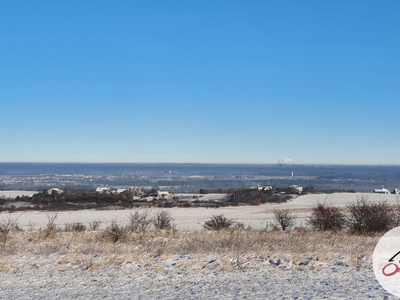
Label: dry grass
xmin=0 ymin=208 xmax=380 ymax=273
xmin=0 ymin=226 xmax=380 ymax=272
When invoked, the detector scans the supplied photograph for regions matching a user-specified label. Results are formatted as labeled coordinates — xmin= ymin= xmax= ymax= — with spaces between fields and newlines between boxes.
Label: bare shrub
xmin=153 ymin=210 xmax=174 ymax=230
xmin=46 ymin=213 xmax=58 ymax=231
xmin=307 ymin=203 xmax=345 ymax=231
xmin=232 ymin=221 xmax=252 ymax=230
xmin=392 ymin=196 xmax=400 ymax=225
xmin=127 ymin=209 xmax=153 ymax=232
xmin=64 ymin=223 xmax=73 ymax=232
xmin=89 ymin=220 xmax=102 ymax=230
xmin=203 ymin=214 xmax=233 ymax=230
xmin=27 ymin=220 xmax=36 ymax=231
xmin=346 ymin=197 xmax=397 ymax=233
xmin=0 ymin=214 xmax=20 ymax=243
xmin=65 ymin=222 xmax=86 ymax=232
xmin=40 ymin=213 xmax=59 ymax=239
xmin=102 ymin=219 xmax=126 ymax=243
xmin=273 ymin=209 xmax=296 ymax=231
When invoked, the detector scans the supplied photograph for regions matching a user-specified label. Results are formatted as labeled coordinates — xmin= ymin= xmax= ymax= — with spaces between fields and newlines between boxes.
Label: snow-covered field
xmin=0 ymin=190 xmax=38 ymax=199
xmin=5 ymin=192 xmax=399 ymax=230
xmin=0 ymin=192 xmax=398 ymax=299
xmin=0 ymin=228 xmax=395 ymax=299
xmin=0 ymin=255 xmax=394 ymax=299
xmin=174 ymin=193 xmax=230 ymax=202
xmin=274 ymin=192 xmax=400 ymax=209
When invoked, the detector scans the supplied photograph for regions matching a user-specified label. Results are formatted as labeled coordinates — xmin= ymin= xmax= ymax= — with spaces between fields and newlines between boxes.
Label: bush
xmin=273 ymin=209 xmax=296 ymax=231
xmin=346 ymin=197 xmax=398 ymax=233
xmin=203 ymin=214 xmax=233 ymax=230
xmin=153 ymin=210 xmax=174 ymax=230
xmin=64 ymin=222 xmax=86 ymax=232
xmin=40 ymin=213 xmax=59 ymax=239
xmin=102 ymin=219 xmax=126 ymax=243
xmin=127 ymin=209 xmax=153 ymax=232
xmin=46 ymin=213 xmax=58 ymax=232
xmin=307 ymin=203 xmax=345 ymax=231
xmin=0 ymin=214 xmax=20 ymax=243
xmin=89 ymin=220 xmax=102 ymax=230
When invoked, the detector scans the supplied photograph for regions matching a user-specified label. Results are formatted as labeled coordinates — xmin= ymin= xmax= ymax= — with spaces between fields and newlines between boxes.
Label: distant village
xmin=46 ymin=186 xmax=174 ymax=201
xmin=2 ymin=165 xmax=400 ymax=195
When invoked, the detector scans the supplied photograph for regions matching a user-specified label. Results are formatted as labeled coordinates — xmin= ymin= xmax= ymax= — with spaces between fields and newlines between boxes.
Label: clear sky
xmin=1 ymin=1 xmax=399 ymax=164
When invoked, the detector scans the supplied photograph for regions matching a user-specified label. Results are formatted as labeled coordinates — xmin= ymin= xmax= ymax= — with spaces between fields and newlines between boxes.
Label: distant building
xmin=116 ymin=188 xmax=128 ymax=194
xmin=261 ymin=185 xmax=273 ymax=191
xmin=96 ymin=187 xmax=111 ymax=193
xmin=374 ymin=188 xmax=391 ymax=194
xmin=157 ymin=191 xmax=171 ymax=199
xmin=249 ymin=185 xmax=273 ymax=191
xmin=393 ymin=189 xmax=400 ymax=195
xmin=47 ymin=188 xmax=64 ymax=195
xmin=290 ymin=185 xmax=303 ymax=194
xmin=129 ymin=187 xmax=145 ymax=196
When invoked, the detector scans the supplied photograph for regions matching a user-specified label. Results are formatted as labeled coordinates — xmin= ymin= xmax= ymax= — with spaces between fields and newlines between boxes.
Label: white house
xmin=96 ymin=187 xmax=111 ymax=193
xmin=290 ymin=185 xmax=303 ymax=194
xmin=374 ymin=188 xmax=391 ymax=194
xmin=47 ymin=188 xmax=64 ymax=195
xmin=157 ymin=191 xmax=171 ymax=199
xmin=129 ymin=187 xmax=145 ymax=196
xmin=249 ymin=185 xmax=273 ymax=191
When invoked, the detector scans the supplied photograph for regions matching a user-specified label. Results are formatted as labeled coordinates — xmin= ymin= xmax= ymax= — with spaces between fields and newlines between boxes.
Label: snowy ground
xmin=0 ymin=190 xmax=38 ymax=199
xmin=4 ymin=192 xmax=399 ymax=230
xmin=174 ymin=193 xmax=230 ymax=202
xmin=0 ymin=192 xmax=398 ymax=299
xmin=0 ymin=257 xmax=395 ymax=299
xmin=273 ymin=192 xmax=400 ymax=209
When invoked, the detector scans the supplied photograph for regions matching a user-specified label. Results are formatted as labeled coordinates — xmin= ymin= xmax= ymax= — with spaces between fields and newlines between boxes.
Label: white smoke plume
xmin=278 ymin=158 xmax=292 ymax=164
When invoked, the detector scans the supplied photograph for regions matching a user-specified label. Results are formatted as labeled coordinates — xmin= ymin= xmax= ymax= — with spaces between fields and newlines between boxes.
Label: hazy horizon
xmin=1 ymin=161 xmax=400 ymax=167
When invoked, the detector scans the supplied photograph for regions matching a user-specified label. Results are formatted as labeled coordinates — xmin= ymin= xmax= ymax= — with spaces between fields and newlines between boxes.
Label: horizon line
xmin=1 ymin=161 xmax=400 ymax=167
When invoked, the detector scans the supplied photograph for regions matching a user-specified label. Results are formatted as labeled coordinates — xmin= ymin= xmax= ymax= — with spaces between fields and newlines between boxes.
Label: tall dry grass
xmin=0 ymin=226 xmax=380 ymax=270
xmin=0 ymin=209 xmax=383 ymax=272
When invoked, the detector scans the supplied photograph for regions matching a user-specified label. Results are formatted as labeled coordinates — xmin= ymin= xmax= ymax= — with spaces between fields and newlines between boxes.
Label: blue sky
xmin=1 ymin=1 xmax=399 ymax=164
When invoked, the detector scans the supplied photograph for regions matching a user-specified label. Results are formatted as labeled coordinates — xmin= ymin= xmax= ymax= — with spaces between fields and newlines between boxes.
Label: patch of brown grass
xmin=0 ymin=227 xmax=381 ymax=271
